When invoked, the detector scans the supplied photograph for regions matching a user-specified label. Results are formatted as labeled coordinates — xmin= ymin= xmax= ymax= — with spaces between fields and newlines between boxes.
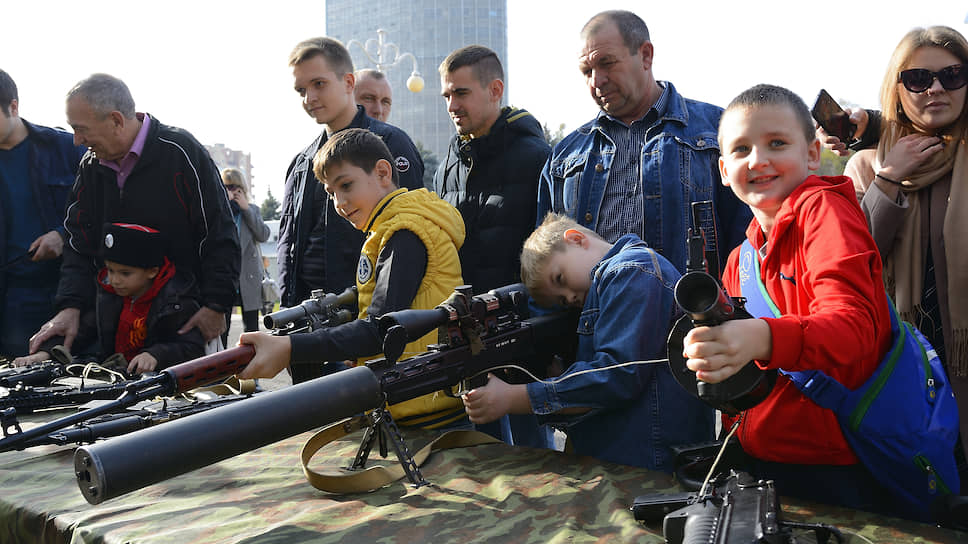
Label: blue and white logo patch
xmin=357 ymin=254 xmax=374 ymax=284
xmin=739 ymin=248 xmax=753 ymax=286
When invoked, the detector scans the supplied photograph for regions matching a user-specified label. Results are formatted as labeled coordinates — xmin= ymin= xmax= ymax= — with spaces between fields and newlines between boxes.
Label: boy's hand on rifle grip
xmin=462 ymin=373 xmax=530 ymax=424
xmin=237 ymin=332 xmax=292 ymax=380
xmin=683 ymin=319 xmax=772 ymax=384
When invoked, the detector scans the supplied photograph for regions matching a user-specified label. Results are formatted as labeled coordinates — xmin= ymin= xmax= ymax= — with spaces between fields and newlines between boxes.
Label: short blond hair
xmin=220 ymin=167 xmax=249 ymax=197
xmin=521 ymin=213 xmax=601 ymax=299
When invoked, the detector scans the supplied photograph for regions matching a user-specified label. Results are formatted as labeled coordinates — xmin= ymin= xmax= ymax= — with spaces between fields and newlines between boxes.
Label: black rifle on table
xmin=0 ymin=346 xmax=256 ymax=455
xmin=632 ymin=470 xmax=844 ymax=543
xmin=71 ymin=283 xmax=578 ymax=505
xmin=5 ymin=393 xmax=250 ymax=450
xmin=0 ymin=288 xmax=357 ymax=415
xmin=0 ymin=361 xmax=68 ymax=389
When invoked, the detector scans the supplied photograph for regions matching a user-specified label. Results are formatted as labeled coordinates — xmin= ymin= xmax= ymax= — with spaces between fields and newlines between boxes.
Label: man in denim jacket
xmin=537 ymin=10 xmax=749 ymax=276
xmin=462 ymin=214 xmax=714 ymax=470
xmin=0 ymin=69 xmax=86 ymax=358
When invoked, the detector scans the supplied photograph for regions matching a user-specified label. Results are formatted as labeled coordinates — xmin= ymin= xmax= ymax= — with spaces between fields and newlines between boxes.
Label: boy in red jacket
xmin=682 ymin=84 xmax=893 ymax=512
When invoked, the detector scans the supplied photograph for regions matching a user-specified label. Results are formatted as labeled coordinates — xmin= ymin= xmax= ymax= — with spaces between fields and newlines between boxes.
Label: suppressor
xmin=74 ymin=365 xmax=381 ymax=504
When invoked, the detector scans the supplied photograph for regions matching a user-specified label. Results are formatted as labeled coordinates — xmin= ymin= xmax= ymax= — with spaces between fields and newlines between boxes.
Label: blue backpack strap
xmin=737 ymin=241 xmax=849 ymax=411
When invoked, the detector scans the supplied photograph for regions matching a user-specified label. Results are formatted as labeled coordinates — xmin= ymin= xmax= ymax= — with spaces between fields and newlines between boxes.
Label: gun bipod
xmin=348 ymin=406 xmax=428 ymax=488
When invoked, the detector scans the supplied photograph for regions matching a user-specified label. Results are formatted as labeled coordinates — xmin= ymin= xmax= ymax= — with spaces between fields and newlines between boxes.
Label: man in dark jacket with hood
xmin=434 ymin=45 xmax=552 ymax=448
xmin=434 ymin=45 xmax=550 ymax=296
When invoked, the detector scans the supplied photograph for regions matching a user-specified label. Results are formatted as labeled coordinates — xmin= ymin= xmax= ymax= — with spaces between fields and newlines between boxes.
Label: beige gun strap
xmin=300 ymin=416 xmax=500 ymax=494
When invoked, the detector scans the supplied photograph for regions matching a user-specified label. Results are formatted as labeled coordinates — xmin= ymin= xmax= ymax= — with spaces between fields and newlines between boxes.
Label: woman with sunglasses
xmin=843 ymin=26 xmax=968 ymax=492
xmin=220 ymin=168 xmax=271 ymax=348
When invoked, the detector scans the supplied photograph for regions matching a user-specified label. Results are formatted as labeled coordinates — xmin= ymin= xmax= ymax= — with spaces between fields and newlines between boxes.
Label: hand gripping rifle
xmin=666 ymin=202 xmax=776 ymax=415
xmin=72 ymin=283 xmax=578 ymax=504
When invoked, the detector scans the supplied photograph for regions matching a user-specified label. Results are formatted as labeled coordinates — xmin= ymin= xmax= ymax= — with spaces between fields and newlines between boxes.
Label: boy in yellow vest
xmin=239 ymin=128 xmax=467 ymax=428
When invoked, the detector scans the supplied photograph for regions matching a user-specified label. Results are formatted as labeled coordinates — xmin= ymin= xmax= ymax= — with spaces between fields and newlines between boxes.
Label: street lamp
xmin=346 ymin=29 xmax=424 ymax=93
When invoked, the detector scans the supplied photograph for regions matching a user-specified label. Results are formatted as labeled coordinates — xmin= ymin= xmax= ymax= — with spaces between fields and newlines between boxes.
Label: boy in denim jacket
xmin=462 ymin=213 xmax=714 ymax=470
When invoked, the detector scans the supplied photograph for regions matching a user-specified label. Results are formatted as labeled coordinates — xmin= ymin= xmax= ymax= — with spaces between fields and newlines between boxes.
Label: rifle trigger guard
xmin=1 ymin=408 xmax=23 ymax=438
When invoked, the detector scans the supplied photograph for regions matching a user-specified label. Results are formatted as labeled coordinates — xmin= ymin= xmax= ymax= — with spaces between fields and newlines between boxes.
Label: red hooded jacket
xmin=722 ymin=176 xmax=891 ymax=465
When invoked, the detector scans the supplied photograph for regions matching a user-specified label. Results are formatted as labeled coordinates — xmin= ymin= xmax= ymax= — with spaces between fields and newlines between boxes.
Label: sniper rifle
xmin=73 ymin=283 xmax=578 ymax=504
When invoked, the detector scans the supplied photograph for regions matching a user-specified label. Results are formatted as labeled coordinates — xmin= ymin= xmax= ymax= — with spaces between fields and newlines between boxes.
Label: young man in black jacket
xmin=434 ymin=45 xmax=553 ymax=447
xmin=29 ymin=73 xmax=239 ymax=356
xmin=277 ymin=40 xmax=424 ymax=380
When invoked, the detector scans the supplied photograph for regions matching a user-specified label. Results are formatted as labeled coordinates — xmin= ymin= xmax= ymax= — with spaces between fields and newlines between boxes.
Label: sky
xmin=2 ymin=1 xmax=965 ymax=204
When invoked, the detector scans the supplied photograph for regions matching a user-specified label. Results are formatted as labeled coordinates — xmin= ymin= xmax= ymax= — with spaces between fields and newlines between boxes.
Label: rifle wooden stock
xmin=166 ymin=345 xmax=254 ymax=392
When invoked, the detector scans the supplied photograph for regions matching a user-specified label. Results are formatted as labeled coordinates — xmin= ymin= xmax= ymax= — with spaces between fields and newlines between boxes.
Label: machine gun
xmin=4 ymin=393 xmax=249 ymax=450
xmin=1 ymin=380 xmax=141 ymax=414
xmin=0 ymin=361 xmax=67 ymax=389
xmin=0 ymin=346 xmax=255 ymax=454
xmin=666 ymin=201 xmax=776 ymax=415
xmin=263 ymin=286 xmax=358 ymax=333
xmin=632 ymin=470 xmax=843 ymax=543
xmin=72 ymin=283 xmax=579 ymax=504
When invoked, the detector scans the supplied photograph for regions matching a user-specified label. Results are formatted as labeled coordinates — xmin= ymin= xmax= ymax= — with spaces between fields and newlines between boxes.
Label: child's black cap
xmin=101 ymin=223 xmax=166 ymax=268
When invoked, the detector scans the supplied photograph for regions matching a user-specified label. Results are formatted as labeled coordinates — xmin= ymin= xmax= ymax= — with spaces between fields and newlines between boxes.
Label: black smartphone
xmin=811 ymin=89 xmax=856 ymax=144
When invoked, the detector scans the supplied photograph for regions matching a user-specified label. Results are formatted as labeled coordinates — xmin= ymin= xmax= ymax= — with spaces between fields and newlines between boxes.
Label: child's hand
xmin=682 ymin=319 xmax=772 ymax=384
xmin=237 ymin=332 xmax=291 ymax=379
xmin=11 ymin=351 xmax=50 ymax=367
xmin=462 ymin=373 xmax=530 ymax=424
xmin=128 ymin=352 xmax=159 ymax=374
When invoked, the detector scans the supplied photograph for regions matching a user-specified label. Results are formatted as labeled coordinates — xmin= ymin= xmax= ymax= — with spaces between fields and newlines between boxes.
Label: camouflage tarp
xmin=0 ymin=416 xmax=964 ymax=543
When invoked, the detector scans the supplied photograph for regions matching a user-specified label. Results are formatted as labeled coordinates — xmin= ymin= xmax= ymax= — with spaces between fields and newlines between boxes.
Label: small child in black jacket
xmin=16 ymin=223 xmax=204 ymax=374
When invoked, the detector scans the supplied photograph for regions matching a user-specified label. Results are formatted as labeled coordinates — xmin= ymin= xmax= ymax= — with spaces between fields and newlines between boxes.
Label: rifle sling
xmin=300 ymin=416 xmax=499 ymax=494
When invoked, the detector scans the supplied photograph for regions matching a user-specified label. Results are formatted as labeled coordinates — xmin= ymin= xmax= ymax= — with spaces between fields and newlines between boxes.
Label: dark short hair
xmin=289 ymin=37 xmax=354 ymax=76
xmin=67 ymin=73 xmax=136 ymax=119
xmin=582 ymin=10 xmax=650 ymax=54
xmin=721 ymin=84 xmax=817 ymax=145
xmin=0 ymin=69 xmax=18 ymax=117
xmin=438 ymin=45 xmax=505 ymax=88
xmin=313 ymin=128 xmax=398 ymax=187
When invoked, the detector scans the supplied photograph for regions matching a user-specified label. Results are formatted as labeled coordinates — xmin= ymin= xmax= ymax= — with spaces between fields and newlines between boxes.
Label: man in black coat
xmin=29 ymin=73 xmax=240 ymax=354
xmin=434 ymin=45 xmax=552 ymax=448
xmin=278 ymin=38 xmax=423 ymax=312
xmin=434 ymin=45 xmax=550 ymax=295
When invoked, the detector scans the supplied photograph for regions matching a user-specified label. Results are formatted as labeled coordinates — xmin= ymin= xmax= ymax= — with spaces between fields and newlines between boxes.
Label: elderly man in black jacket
xmin=29 ymin=73 xmax=240 ymax=354
xmin=434 ymin=45 xmax=552 ymax=447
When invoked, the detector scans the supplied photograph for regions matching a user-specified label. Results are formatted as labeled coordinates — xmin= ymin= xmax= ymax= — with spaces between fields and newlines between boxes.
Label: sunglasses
xmin=224 ymin=184 xmax=243 ymax=192
xmin=898 ymin=64 xmax=968 ymax=93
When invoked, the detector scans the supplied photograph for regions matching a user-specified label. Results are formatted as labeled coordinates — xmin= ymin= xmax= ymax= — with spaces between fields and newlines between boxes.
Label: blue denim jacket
xmin=527 ymin=234 xmax=714 ymax=471
xmin=536 ymin=82 xmax=751 ymax=276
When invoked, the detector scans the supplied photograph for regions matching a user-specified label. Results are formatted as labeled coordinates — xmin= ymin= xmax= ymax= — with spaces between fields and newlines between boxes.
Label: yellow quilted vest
xmin=356 ymin=188 xmax=466 ymax=428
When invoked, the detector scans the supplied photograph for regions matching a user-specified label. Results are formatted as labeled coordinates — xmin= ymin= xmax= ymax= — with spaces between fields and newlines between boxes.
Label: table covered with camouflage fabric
xmin=0 ymin=415 xmax=964 ymax=543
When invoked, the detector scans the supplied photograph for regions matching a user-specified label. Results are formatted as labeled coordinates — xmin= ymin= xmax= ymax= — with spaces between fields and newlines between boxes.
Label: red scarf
xmin=98 ymin=259 xmax=175 ymax=361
